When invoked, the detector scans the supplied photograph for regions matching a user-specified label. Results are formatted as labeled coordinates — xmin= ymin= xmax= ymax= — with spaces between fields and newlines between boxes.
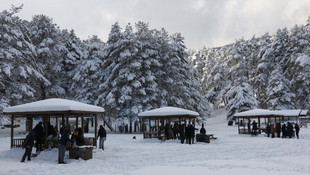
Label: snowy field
xmin=0 ymin=109 xmax=310 ymax=175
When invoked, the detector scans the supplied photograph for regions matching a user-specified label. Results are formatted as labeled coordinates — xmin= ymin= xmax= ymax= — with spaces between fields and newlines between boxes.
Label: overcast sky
xmin=1 ymin=0 xmax=310 ymax=49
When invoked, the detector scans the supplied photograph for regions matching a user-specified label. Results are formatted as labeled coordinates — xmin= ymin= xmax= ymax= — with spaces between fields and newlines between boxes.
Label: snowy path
xmin=0 ymin=113 xmax=310 ymax=175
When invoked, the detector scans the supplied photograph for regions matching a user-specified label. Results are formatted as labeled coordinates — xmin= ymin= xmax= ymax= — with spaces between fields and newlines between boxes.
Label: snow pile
xmin=0 ymin=110 xmax=309 ymax=175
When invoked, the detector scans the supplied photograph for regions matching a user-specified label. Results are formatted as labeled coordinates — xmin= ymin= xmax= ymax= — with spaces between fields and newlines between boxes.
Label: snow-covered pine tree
xmin=0 ymin=6 xmax=50 ymax=109
xmin=225 ymin=81 xmax=258 ymax=120
xmin=168 ymin=33 xmax=210 ymax=122
xmin=251 ymin=33 xmax=273 ymax=108
xmin=97 ymin=22 xmax=125 ymax=122
xmin=293 ymin=50 xmax=310 ymax=109
xmin=27 ymin=14 xmax=62 ymax=99
xmin=56 ymin=29 xmax=84 ymax=98
xmin=265 ymin=66 xmax=295 ymax=110
xmin=71 ymin=35 xmax=104 ymax=104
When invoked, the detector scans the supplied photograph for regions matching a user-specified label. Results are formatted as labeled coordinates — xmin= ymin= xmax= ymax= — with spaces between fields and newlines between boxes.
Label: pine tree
xmin=28 ymin=14 xmax=62 ymax=99
xmin=71 ymin=35 xmax=104 ymax=104
xmin=225 ymin=81 xmax=258 ymax=120
xmin=0 ymin=6 xmax=50 ymax=109
xmin=265 ymin=67 xmax=295 ymax=110
xmin=57 ymin=29 xmax=84 ymax=98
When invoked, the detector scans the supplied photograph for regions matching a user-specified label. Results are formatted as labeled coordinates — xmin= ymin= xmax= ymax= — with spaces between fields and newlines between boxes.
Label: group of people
xmin=160 ymin=122 xmax=200 ymax=145
xmin=265 ymin=122 xmax=300 ymax=139
xmin=21 ymin=121 xmax=58 ymax=162
xmin=21 ymin=122 xmax=107 ymax=164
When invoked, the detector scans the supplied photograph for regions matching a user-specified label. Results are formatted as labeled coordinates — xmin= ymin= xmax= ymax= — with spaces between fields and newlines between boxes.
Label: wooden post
xmin=81 ymin=116 xmax=84 ymax=134
xmin=11 ymin=115 xmax=14 ymax=148
xmin=43 ymin=116 xmax=49 ymax=149
xmin=94 ymin=114 xmax=98 ymax=147
xmin=237 ymin=117 xmax=240 ymax=134
xmin=149 ymin=119 xmax=151 ymax=133
xmin=258 ymin=117 xmax=261 ymax=133
xmin=248 ymin=118 xmax=251 ymax=134
xmin=30 ymin=116 xmax=33 ymax=131
xmin=75 ymin=116 xmax=79 ymax=130
xmin=66 ymin=115 xmax=69 ymax=128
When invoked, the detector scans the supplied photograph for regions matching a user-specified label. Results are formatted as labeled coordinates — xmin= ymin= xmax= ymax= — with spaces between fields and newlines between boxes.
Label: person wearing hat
xmin=97 ymin=125 xmax=107 ymax=151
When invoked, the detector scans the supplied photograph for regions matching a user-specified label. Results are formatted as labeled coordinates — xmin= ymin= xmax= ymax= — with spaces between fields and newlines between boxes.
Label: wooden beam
xmin=11 ymin=115 xmax=14 ymax=148
xmin=94 ymin=114 xmax=98 ymax=147
xmin=81 ymin=116 xmax=84 ymax=134
xmin=76 ymin=116 xmax=78 ymax=130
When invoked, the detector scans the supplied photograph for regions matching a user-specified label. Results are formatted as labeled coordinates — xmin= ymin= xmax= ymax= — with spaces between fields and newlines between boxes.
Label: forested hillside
xmin=1 ymin=6 xmax=309 ymax=125
xmin=189 ymin=18 xmax=310 ymax=119
xmin=0 ymin=6 xmax=210 ymax=125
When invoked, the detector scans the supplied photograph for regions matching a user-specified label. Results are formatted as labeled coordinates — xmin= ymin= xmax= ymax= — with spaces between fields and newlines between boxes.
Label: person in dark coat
xmin=189 ymin=124 xmax=198 ymax=144
xmin=98 ymin=125 xmax=107 ymax=150
xmin=251 ymin=121 xmax=258 ymax=135
xmin=34 ymin=122 xmax=44 ymax=152
xmin=173 ymin=122 xmax=179 ymax=139
xmin=266 ymin=124 xmax=271 ymax=137
xmin=76 ymin=127 xmax=85 ymax=146
xmin=276 ymin=123 xmax=281 ymax=138
xmin=281 ymin=124 xmax=287 ymax=138
xmin=270 ymin=124 xmax=275 ymax=138
xmin=164 ymin=124 xmax=169 ymax=140
xmin=179 ymin=124 xmax=185 ymax=144
xmin=200 ymin=124 xmax=206 ymax=135
xmin=295 ymin=123 xmax=300 ymax=139
xmin=58 ymin=127 xmax=70 ymax=164
xmin=21 ymin=131 xmax=35 ymax=162
xmin=287 ymin=122 xmax=294 ymax=138
xmin=185 ymin=125 xmax=190 ymax=144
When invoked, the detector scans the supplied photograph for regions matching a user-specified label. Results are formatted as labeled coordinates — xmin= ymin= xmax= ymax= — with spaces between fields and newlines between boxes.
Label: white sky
xmin=1 ymin=0 xmax=310 ymax=49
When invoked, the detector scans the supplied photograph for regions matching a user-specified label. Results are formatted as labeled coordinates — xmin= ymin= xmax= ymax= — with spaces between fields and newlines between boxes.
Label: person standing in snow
xmin=251 ymin=121 xmax=258 ymax=135
xmin=189 ymin=124 xmax=198 ymax=144
xmin=58 ymin=127 xmax=70 ymax=164
xmin=266 ymin=124 xmax=271 ymax=137
xmin=185 ymin=125 xmax=190 ymax=144
xmin=179 ymin=124 xmax=185 ymax=144
xmin=21 ymin=131 xmax=35 ymax=162
xmin=276 ymin=123 xmax=281 ymax=138
xmin=270 ymin=124 xmax=275 ymax=138
xmin=281 ymin=124 xmax=287 ymax=138
xmin=34 ymin=122 xmax=44 ymax=152
xmin=173 ymin=122 xmax=179 ymax=139
xmin=287 ymin=122 xmax=294 ymax=138
xmin=98 ymin=125 xmax=107 ymax=150
xmin=200 ymin=124 xmax=206 ymax=135
xmin=294 ymin=123 xmax=300 ymax=139
xmin=70 ymin=129 xmax=78 ymax=148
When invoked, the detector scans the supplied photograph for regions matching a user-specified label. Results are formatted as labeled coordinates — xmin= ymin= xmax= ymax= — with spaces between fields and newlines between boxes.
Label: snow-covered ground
xmin=0 ymin=109 xmax=309 ymax=175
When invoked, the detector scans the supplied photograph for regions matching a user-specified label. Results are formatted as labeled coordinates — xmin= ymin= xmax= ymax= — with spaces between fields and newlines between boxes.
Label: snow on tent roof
xmin=138 ymin=107 xmax=199 ymax=117
xmin=300 ymin=110 xmax=309 ymax=116
xmin=3 ymin=98 xmax=104 ymax=114
xmin=234 ymin=109 xmax=304 ymax=117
